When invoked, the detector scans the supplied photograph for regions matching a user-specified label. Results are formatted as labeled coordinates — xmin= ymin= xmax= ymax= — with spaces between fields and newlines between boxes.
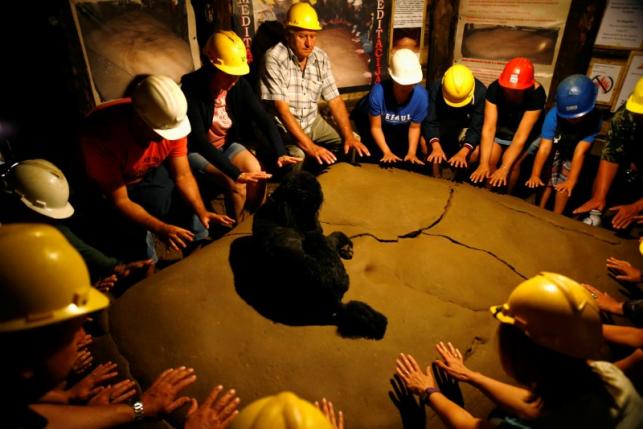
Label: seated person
xmin=350 ymin=48 xmax=428 ymax=166
xmin=0 ymin=224 xmax=239 ymax=429
xmin=422 ymin=64 xmax=486 ymax=177
xmin=1 ymin=159 xmax=153 ymax=292
xmin=259 ymin=2 xmax=369 ymax=168
xmin=470 ymin=57 xmax=546 ymax=192
xmin=396 ymin=273 xmax=643 ymax=428
xmin=80 ymin=75 xmax=234 ymax=262
xmin=574 ymin=77 xmax=643 ymax=230
xmin=526 ymin=74 xmax=600 ymax=214
xmin=182 ymin=30 xmax=300 ymax=222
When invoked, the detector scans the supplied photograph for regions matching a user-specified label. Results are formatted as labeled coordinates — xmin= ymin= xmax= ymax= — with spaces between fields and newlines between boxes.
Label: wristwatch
xmin=420 ymin=387 xmax=440 ymax=404
xmin=132 ymin=401 xmax=145 ymax=421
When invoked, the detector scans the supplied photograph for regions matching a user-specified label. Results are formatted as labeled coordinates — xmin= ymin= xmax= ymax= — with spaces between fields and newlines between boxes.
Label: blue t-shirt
xmin=541 ymin=106 xmax=600 ymax=160
xmin=368 ymin=80 xmax=428 ymax=127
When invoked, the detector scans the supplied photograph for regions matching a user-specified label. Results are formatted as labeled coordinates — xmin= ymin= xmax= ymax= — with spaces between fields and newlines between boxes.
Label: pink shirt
xmin=207 ymin=90 xmax=232 ymax=149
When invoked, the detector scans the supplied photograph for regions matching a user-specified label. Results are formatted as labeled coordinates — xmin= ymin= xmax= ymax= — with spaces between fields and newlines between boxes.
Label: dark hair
xmin=497 ymin=324 xmax=614 ymax=413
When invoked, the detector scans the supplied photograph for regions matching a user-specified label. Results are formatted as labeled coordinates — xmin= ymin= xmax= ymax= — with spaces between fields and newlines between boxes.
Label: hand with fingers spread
xmin=72 ymin=348 xmax=94 ymax=375
xmin=448 ymin=149 xmax=469 ymax=169
xmin=488 ymin=169 xmax=508 ymax=188
xmin=434 ymin=342 xmax=476 ymax=383
xmin=184 ymin=385 xmax=240 ymax=429
xmin=77 ymin=332 xmax=93 ymax=350
xmin=344 ymin=135 xmax=370 ymax=158
xmin=404 ymin=154 xmax=425 ymax=166
xmin=314 ymin=397 xmax=344 ymax=429
xmin=381 ymin=151 xmax=402 ymax=164
xmin=427 ymin=145 xmax=447 ymax=165
xmin=277 ymin=155 xmax=303 ymax=169
xmin=395 ymin=353 xmax=436 ymax=395
xmin=609 ymin=202 xmax=643 ymax=229
xmin=66 ymin=361 xmax=119 ymax=402
xmin=141 ymin=367 xmax=197 ymax=418
xmin=573 ymin=197 xmax=606 ymax=215
xmin=525 ymin=176 xmax=544 ymax=189
xmin=236 ymin=171 xmax=273 ymax=184
xmin=113 ymin=259 xmax=155 ymax=279
xmin=158 ymin=224 xmax=195 ymax=251
xmin=199 ymin=212 xmax=235 ymax=229
xmin=554 ymin=180 xmax=575 ymax=197
xmin=606 ymin=257 xmax=642 ymax=283
xmin=470 ymin=164 xmax=489 ymax=184
xmin=88 ymin=379 xmax=137 ymax=405
xmin=581 ymin=283 xmax=625 ymax=315
xmin=307 ymin=144 xmax=337 ymax=165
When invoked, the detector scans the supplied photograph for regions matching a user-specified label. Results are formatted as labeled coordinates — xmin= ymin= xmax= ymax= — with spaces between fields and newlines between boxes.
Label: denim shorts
xmin=188 ymin=142 xmax=246 ymax=173
xmin=495 ymin=137 xmax=541 ymax=155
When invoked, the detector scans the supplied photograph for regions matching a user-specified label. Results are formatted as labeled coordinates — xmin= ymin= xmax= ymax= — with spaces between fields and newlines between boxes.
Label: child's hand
xmin=404 ymin=154 xmax=425 ymax=165
xmin=427 ymin=146 xmax=447 ymax=164
xmin=525 ymin=176 xmax=544 ymax=188
xmin=380 ymin=151 xmax=401 ymax=164
xmin=554 ymin=180 xmax=575 ymax=196
xmin=448 ymin=149 xmax=468 ymax=169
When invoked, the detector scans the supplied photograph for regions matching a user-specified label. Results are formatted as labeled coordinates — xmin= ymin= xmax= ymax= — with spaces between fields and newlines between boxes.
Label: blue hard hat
xmin=556 ymin=74 xmax=597 ymax=119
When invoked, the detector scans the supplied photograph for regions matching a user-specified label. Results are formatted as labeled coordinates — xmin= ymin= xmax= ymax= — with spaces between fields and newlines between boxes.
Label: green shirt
xmin=601 ymin=106 xmax=643 ymax=166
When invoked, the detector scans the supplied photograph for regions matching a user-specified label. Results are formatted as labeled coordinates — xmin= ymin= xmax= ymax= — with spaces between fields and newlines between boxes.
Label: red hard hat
xmin=498 ymin=57 xmax=534 ymax=90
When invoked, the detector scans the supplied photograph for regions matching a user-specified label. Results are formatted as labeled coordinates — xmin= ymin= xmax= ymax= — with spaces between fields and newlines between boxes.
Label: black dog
xmin=251 ymin=171 xmax=387 ymax=339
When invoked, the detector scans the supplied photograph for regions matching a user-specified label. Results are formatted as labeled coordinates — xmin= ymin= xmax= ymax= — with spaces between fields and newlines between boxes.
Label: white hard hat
xmin=6 ymin=159 xmax=74 ymax=219
xmin=131 ymin=75 xmax=191 ymax=141
xmin=388 ymin=49 xmax=422 ymax=85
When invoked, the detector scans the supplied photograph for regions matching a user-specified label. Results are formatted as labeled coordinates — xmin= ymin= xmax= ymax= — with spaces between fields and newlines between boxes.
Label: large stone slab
xmin=110 ymin=163 xmax=641 ymax=429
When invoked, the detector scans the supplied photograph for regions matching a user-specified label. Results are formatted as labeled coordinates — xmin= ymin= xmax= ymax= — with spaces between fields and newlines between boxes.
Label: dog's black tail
xmin=336 ymin=300 xmax=387 ymax=340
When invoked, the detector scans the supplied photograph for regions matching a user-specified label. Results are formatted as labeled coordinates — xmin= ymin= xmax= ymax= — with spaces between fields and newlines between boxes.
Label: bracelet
xmin=132 ymin=401 xmax=145 ymax=422
xmin=420 ymin=386 xmax=440 ymax=404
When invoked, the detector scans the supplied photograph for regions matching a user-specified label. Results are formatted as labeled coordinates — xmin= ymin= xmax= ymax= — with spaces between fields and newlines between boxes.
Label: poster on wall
xmin=594 ymin=0 xmax=643 ymax=50
xmin=586 ymin=58 xmax=625 ymax=107
xmin=70 ymin=0 xmax=200 ymax=106
xmin=233 ymin=0 xmax=393 ymax=91
xmin=453 ymin=0 xmax=572 ymax=95
xmin=392 ymin=0 xmax=427 ymax=63
xmin=613 ymin=51 xmax=643 ymax=112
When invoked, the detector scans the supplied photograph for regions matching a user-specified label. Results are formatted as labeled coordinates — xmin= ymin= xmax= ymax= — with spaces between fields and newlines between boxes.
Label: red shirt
xmin=81 ymin=99 xmax=187 ymax=187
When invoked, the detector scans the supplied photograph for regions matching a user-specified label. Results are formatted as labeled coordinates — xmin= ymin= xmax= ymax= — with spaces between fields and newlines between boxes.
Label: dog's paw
xmin=328 ymin=231 xmax=353 ymax=260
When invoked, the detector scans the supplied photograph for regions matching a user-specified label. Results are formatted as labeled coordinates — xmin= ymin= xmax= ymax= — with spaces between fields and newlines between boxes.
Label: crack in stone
xmin=393 ymin=278 xmax=492 ymax=312
xmin=463 ymin=335 xmax=488 ymax=360
xmin=422 ymin=233 xmax=527 ymax=280
xmin=498 ymin=203 xmax=620 ymax=245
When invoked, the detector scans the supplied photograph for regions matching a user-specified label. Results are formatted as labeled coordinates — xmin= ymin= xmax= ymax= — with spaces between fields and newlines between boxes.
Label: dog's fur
xmin=252 ymin=171 xmax=387 ymax=339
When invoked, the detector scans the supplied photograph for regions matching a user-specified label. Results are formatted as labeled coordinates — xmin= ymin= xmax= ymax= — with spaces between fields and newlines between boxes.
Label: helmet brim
xmin=23 ymin=199 xmax=75 ymax=220
xmin=152 ymin=115 xmax=192 ymax=141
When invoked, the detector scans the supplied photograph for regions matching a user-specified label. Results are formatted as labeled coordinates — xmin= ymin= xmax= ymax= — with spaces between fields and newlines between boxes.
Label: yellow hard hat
xmin=285 ymin=2 xmax=322 ymax=31
xmin=626 ymin=77 xmax=643 ymax=114
xmin=0 ymin=224 xmax=109 ymax=332
xmin=442 ymin=64 xmax=475 ymax=108
xmin=203 ymin=30 xmax=250 ymax=76
xmin=5 ymin=159 xmax=75 ymax=219
xmin=490 ymin=272 xmax=602 ymax=359
xmin=230 ymin=392 xmax=332 ymax=429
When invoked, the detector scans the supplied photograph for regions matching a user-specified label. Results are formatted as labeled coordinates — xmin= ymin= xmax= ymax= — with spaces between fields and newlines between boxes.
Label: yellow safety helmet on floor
xmin=0 ymin=224 xmax=109 ymax=332
xmin=626 ymin=77 xmax=643 ymax=114
xmin=285 ymin=2 xmax=322 ymax=31
xmin=442 ymin=64 xmax=475 ymax=108
xmin=230 ymin=391 xmax=332 ymax=429
xmin=203 ymin=30 xmax=250 ymax=76
xmin=490 ymin=272 xmax=602 ymax=359
xmin=5 ymin=159 xmax=75 ymax=219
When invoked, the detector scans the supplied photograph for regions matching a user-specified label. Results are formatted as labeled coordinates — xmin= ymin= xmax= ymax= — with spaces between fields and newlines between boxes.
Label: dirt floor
xmin=101 ymin=163 xmax=641 ymax=429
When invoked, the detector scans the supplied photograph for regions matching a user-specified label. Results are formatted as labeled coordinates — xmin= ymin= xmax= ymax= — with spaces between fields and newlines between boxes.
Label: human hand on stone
xmin=448 ymin=149 xmax=469 ymax=169
xmin=66 ymin=361 xmax=119 ymax=403
xmin=434 ymin=342 xmax=476 ymax=383
xmin=381 ymin=151 xmax=401 ymax=164
xmin=315 ymin=397 xmax=344 ymax=429
xmin=581 ymin=283 xmax=624 ymax=315
xmin=94 ymin=274 xmax=118 ymax=293
xmin=555 ymin=180 xmax=575 ymax=197
xmin=396 ymin=353 xmax=436 ymax=395
xmin=404 ymin=154 xmax=425 ymax=166
xmin=236 ymin=172 xmax=272 ymax=184
xmin=141 ymin=367 xmax=197 ymax=418
xmin=344 ymin=135 xmax=370 ymax=158
xmin=72 ymin=348 xmax=94 ymax=375
xmin=470 ymin=164 xmax=489 ymax=184
xmin=573 ymin=197 xmax=606 ymax=215
xmin=606 ymin=257 xmax=642 ymax=283
xmin=277 ymin=155 xmax=302 ymax=168
xmin=88 ymin=379 xmax=137 ymax=405
xmin=113 ymin=259 xmax=155 ymax=279
xmin=427 ymin=145 xmax=447 ymax=164
xmin=488 ymin=169 xmax=508 ymax=188
xmin=184 ymin=385 xmax=240 ymax=429
xmin=158 ymin=224 xmax=195 ymax=250
xmin=609 ymin=203 xmax=641 ymax=229
xmin=307 ymin=144 xmax=337 ymax=165
xmin=200 ymin=212 xmax=235 ymax=229
xmin=525 ymin=175 xmax=544 ymax=188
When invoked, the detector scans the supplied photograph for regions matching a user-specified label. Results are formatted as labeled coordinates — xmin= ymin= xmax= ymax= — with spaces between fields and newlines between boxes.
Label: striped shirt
xmin=260 ymin=42 xmax=340 ymax=134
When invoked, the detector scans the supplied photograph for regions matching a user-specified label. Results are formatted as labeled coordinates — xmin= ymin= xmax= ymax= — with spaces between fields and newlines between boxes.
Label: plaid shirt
xmin=260 ymin=42 xmax=339 ymax=134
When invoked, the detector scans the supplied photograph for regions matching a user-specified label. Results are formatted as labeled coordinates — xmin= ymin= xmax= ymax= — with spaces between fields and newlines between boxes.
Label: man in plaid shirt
xmin=260 ymin=2 xmax=369 ymax=166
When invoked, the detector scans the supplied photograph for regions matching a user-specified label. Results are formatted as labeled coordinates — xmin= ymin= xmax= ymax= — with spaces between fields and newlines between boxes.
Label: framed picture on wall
xmin=612 ymin=51 xmax=643 ymax=112
xmin=586 ymin=58 xmax=625 ymax=106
